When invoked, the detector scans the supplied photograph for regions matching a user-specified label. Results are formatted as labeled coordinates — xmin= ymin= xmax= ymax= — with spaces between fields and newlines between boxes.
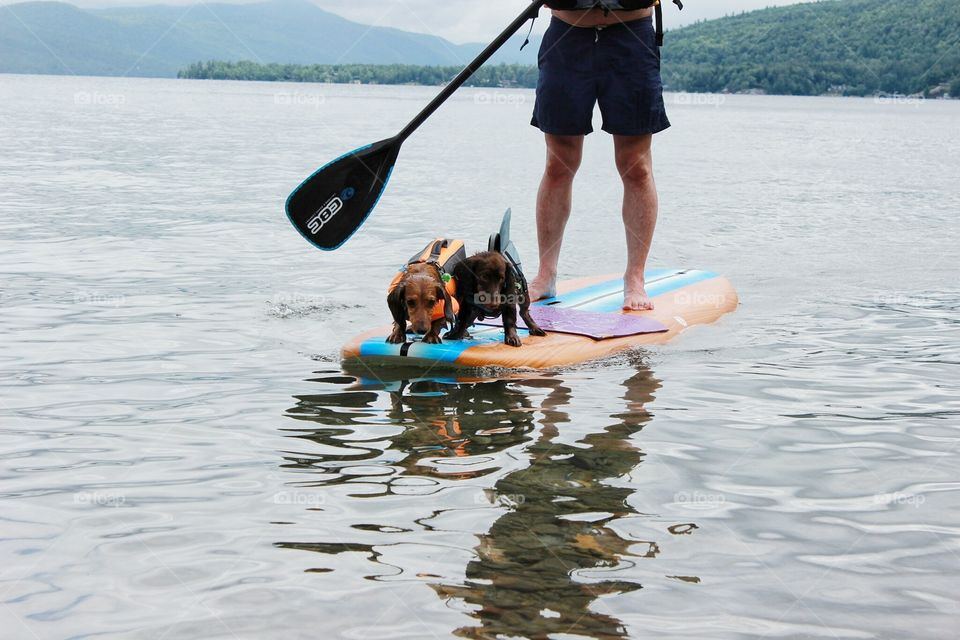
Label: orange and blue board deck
xmin=342 ymin=268 xmax=738 ymax=370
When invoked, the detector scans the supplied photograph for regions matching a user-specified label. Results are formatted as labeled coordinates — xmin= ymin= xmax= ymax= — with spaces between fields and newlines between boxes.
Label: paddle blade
xmin=286 ymin=138 xmax=400 ymax=251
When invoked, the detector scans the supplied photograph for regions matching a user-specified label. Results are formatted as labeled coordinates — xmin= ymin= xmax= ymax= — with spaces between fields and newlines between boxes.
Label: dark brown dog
xmin=445 ymin=252 xmax=545 ymax=348
xmin=386 ymin=263 xmax=453 ymax=345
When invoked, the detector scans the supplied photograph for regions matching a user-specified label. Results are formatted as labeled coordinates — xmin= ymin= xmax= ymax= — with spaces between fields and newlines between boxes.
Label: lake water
xmin=1 ymin=75 xmax=958 ymax=639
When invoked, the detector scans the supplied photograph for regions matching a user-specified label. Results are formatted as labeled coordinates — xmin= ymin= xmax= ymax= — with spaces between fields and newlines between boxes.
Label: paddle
xmin=286 ymin=0 xmax=546 ymax=251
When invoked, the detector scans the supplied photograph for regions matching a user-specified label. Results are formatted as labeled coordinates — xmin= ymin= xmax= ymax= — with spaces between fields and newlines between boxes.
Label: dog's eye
xmin=427 ymin=299 xmax=437 ymax=306
xmin=406 ymin=300 xmax=416 ymax=307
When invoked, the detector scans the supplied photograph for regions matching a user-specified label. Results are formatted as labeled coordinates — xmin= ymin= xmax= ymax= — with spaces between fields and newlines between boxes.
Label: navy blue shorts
xmin=531 ymin=16 xmax=670 ymax=137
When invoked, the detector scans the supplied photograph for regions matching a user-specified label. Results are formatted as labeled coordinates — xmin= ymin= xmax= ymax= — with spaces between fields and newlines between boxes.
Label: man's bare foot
xmin=623 ymin=275 xmax=654 ymax=311
xmin=528 ymin=274 xmax=557 ymax=301
xmin=624 ymin=289 xmax=654 ymax=311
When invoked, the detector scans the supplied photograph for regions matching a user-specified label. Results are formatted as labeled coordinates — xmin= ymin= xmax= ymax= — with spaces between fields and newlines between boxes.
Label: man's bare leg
xmin=614 ymin=134 xmax=658 ymax=311
xmin=530 ymin=134 xmax=584 ymax=301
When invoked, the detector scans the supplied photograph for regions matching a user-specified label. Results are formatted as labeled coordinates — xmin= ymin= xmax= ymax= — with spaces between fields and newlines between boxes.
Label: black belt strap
xmin=520 ymin=15 xmax=537 ymax=51
xmin=656 ymin=0 xmax=684 ymax=48
xmin=655 ymin=1 xmax=663 ymax=46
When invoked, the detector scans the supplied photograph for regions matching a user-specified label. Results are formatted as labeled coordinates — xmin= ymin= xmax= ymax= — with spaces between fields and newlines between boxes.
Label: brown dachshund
xmin=445 ymin=252 xmax=545 ymax=348
xmin=386 ymin=263 xmax=455 ymax=345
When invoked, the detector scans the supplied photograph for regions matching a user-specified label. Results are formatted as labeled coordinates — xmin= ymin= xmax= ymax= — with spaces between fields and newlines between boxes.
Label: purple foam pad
xmin=477 ymin=305 xmax=669 ymax=340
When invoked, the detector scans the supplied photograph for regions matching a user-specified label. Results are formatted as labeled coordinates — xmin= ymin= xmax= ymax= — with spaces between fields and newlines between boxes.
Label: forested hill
xmin=0 ymin=0 xmax=530 ymax=77
xmin=663 ymin=0 xmax=960 ymax=96
xmin=180 ymin=0 xmax=959 ymax=97
xmin=3 ymin=0 xmax=958 ymax=97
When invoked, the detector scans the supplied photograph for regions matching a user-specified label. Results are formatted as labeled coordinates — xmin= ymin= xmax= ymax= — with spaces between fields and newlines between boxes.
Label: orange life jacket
xmin=388 ymin=239 xmax=466 ymax=323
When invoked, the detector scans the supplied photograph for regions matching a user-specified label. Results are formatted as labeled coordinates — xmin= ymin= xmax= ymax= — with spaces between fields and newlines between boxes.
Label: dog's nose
xmin=413 ymin=324 xmax=429 ymax=335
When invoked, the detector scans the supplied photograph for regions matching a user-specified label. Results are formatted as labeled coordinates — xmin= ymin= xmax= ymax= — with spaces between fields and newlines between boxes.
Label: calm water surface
xmin=1 ymin=75 xmax=959 ymax=639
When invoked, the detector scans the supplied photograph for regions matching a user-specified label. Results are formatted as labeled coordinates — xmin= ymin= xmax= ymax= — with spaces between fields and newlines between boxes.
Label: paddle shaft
xmin=396 ymin=0 xmax=546 ymax=143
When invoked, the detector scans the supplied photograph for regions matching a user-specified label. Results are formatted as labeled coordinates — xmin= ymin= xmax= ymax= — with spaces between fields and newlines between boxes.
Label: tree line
xmin=178 ymin=61 xmax=538 ymax=89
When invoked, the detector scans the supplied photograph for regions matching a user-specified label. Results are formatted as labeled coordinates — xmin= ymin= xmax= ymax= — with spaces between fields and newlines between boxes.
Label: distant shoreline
xmin=177 ymin=61 xmax=957 ymax=100
xmin=177 ymin=61 xmax=538 ymax=90
xmin=2 ymin=70 xmax=956 ymax=102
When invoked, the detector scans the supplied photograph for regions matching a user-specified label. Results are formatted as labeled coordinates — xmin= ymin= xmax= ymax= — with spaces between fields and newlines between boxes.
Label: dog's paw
xmin=504 ymin=332 xmax=523 ymax=348
xmin=444 ymin=331 xmax=470 ymax=341
xmin=422 ymin=333 xmax=443 ymax=345
xmin=386 ymin=331 xmax=406 ymax=344
xmin=528 ymin=326 xmax=547 ymax=337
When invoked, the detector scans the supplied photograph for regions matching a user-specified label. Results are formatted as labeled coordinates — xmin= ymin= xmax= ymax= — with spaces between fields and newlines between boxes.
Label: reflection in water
xmin=434 ymin=369 xmax=661 ymax=639
xmin=279 ymin=366 xmax=677 ymax=639
xmin=282 ymin=373 xmax=540 ymax=484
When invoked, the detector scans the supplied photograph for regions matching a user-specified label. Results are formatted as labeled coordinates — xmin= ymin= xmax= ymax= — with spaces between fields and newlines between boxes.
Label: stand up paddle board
xmin=342 ymin=268 xmax=738 ymax=370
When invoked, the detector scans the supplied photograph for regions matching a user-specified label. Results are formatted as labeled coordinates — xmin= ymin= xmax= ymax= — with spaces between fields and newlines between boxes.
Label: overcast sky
xmin=5 ymin=0 xmax=821 ymax=43
xmin=307 ymin=0 xmax=820 ymax=43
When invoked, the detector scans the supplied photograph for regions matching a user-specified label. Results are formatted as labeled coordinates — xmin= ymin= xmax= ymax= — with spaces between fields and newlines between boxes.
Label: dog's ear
xmin=502 ymin=261 xmax=518 ymax=303
xmin=452 ymin=261 xmax=474 ymax=295
xmin=387 ymin=283 xmax=407 ymax=325
xmin=438 ymin=282 xmax=455 ymax=326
